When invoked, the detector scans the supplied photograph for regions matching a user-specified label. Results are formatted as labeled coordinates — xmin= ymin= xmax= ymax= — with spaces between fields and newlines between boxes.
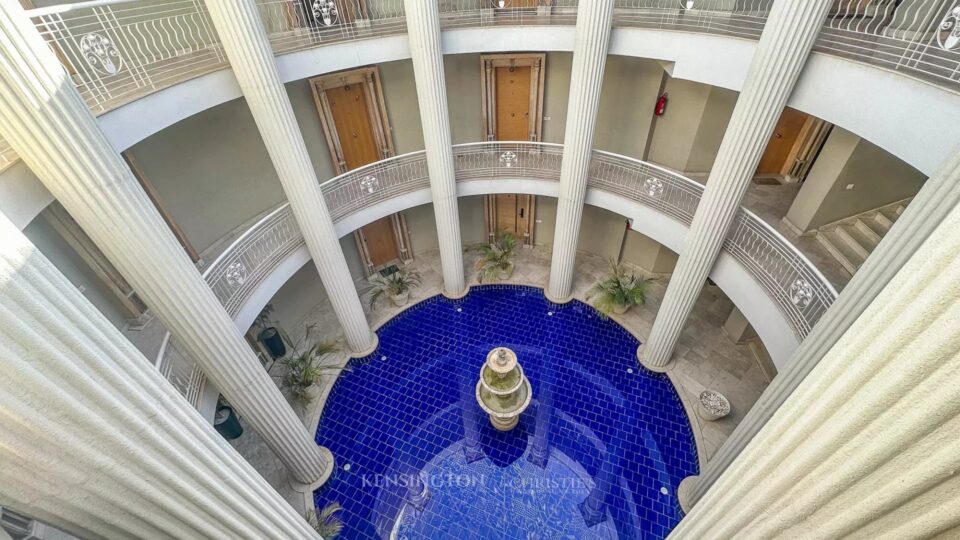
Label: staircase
xmin=814 ymin=198 xmax=911 ymax=275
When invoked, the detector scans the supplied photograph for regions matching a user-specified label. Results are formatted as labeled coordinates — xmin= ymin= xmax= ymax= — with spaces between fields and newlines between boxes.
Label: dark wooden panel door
xmin=326 ymin=84 xmax=379 ymax=170
xmin=757 ymin=107 xmax=808 ymax=175
xmin=495 ymin=66 xmax=532 ymax=141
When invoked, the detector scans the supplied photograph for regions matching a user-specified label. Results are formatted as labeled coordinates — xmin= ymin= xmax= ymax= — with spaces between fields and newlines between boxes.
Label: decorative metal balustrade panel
xmin=815 ymin=0 xmax=960 ymax=87
xmin=29 ymin=0 xmax=227 ymax=114
xmin=257 ymin=0 xmax=407 ymax=55
xmin=612 ymin=0 xmax=773 ymax=40
xmin=438 ymin=0 xmax=579 ymax=30
xmin=322 ymin=153 xmax=431 ymax=221
xmin=453 ymin=142 xmax=564 ymax=182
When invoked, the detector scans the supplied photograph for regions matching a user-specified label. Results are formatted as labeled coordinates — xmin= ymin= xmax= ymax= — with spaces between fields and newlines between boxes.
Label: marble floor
xmin=743 ymin=181 xmax=851 ymax=290
xmin=231 ymin=247 xmax=772 ymax=514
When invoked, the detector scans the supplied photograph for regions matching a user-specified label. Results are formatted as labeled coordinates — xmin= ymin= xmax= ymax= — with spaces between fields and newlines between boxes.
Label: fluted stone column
xmin=547 ymin=0 xmax=614 ymax=303
xmin=640 ymin=1 xmax=832 ymax=370
xmin=203 ymin=0 xmax=376 ymax=355
xmin=0 ymin=1 xmax=331 ymax=489
xmin=678 ymin=146 xmax=960 ymax=510
xmin=0 ymin=214 xmax=320 ymax=540
xmin=670 ymin=193 xmax=960 ymax=539
xmin=404 ymin=0 xmax=466 ymax=298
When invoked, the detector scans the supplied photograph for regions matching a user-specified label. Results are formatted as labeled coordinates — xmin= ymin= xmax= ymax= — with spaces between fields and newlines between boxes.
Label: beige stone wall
xmin=593 ymin=55 xmax=664 ymax=159
xmin=786 ymin=127 xmax=927 ymax=231
xmin=23 ymin=215 xmax=129 ymax=328
xmin=128 ymin=97 xmax=285 ymax=253
xmin=621 ymin=229 xmax=679 ymax=275
xmin=647 ymin=78 xmax=737 ymax=175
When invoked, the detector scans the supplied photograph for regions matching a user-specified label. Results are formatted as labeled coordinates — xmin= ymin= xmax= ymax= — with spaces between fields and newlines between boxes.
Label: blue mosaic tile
xmin=314 ymin=285 xmax=699 ymax=539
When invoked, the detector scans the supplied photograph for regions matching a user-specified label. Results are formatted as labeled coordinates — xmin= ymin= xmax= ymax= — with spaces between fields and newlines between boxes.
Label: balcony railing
xmin=816 ymin=0 xmax=960 ymax=87
xmin=156 ymin=141 xmax=838 ymax=407
xmin=2 ymin=0 xmax=957 ymax=173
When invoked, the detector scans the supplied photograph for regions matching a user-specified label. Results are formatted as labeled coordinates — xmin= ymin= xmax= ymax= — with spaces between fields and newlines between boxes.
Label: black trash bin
xmin=214 ymin=406 xmax=243 ymax=440
xmin=259 ymin=327 xmax=287 ymax=358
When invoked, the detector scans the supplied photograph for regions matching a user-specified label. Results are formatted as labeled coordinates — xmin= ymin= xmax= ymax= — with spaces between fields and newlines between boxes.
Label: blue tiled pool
xmin=314 ymin=285 xmax=698 ymax=539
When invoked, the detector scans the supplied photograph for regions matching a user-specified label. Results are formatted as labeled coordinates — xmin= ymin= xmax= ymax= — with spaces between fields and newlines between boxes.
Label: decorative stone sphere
xmin=697 ymin=390 xmax=731 ymax=421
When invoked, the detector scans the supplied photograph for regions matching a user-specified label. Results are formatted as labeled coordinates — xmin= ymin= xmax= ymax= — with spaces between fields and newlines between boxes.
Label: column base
xmin=348 ymin=333 xmax=379 ymax=359
xmin=544 ymin=289 xmax=574 ymax=305
xmin=442 ymin=285 xmax=470 ymax=300
xmin=289 ymin=446 xmax=335 ymax=493
xmin=637 ymin=344 xmax=674 ymax=373
xmin=677 ymin=475 xmax=700 ymax=513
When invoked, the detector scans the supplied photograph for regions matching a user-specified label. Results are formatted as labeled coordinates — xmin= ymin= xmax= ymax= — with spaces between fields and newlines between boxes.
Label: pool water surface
xmin=314 ymin=285 xmax=698 ymax=539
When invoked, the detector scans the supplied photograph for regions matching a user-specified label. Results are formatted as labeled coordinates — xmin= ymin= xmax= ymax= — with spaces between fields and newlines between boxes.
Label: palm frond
xmin=307 ymin=502 xmax=344 ymax=538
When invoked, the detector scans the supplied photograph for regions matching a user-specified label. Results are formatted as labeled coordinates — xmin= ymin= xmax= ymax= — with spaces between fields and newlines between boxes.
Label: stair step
xmin=853 ymin=219 xmax=882 ymax=244
xmin=878 ymin=207 xmax=901 ymax=225
xmin=895 ymin=204 xmax=907 ymax=215
xmin=841 ymin=223 xmax=878 ymax=254
xmin=872 ymin=211 xmax=894 ymax=233
xmin=817 ymin=229 xmax=865 ymax=275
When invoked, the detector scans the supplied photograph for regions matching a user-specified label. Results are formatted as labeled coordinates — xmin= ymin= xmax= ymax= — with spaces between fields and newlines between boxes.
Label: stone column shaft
xmin=670 ymin=184 xmax=960 ymax=539
xmin=547 ymin=0 xmax=614 ymax=302
xmin=404 ymin=0 xmax=466 ymax=298
xmin=641 ymin=1 xmax=833 ymax=369
xmin=203 ymin=0 xmax=376 ymax=355
xmin=0 ymin=214 xmax=319 ymax=540
xmin=0 ymin=1 xmax=330 ymax=487
xmin=680 ymin=146 xmax=960 ymax=509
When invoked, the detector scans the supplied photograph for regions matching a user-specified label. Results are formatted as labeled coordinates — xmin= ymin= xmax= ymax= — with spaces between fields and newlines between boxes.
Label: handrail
xmin=156 ymin=141 xmax=840 ymax=409
xmin=24 ymin=0 xmax=141 ymax=17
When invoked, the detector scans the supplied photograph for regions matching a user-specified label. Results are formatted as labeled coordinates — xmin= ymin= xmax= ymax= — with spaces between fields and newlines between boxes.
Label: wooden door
xmin=362 ymin=216 xmax=400 ymax=267
xmin=326 ymin=84 xmax=380 ymax=170
xmin=495 ymin=194 xmax=519 ymax=235
xmin=495 ymin=66 xmax=532 ymax=141
xmin=757 ymin=107 xmax=809 ymax=176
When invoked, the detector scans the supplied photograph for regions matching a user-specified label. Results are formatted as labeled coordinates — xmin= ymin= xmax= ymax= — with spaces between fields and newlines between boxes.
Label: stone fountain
xmin=476 ymin=347 xmax=532 ymax=431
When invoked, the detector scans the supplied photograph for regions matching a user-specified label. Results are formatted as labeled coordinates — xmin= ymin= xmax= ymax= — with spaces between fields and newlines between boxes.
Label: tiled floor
xmin=230 ymin=248 xmax=772 ymax=527
xmin=743 ymin=182 xmax=851 ymax=290
xmin=315 ymin=286 xmax=698 ymax=539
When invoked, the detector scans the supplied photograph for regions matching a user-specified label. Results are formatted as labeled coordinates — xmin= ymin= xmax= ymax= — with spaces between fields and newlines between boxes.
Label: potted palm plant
xmin=586 ymin=261 xmax=651 ymax=317
xmin=368 ymin=268 xmax=422 ymax=308
xmin=253 ymin=304 xmax=286 ymax=359
xmin=475 ymin=232 xmax=518 ymax=283
xmin=275 ymin=324 xmax=344 ymax=410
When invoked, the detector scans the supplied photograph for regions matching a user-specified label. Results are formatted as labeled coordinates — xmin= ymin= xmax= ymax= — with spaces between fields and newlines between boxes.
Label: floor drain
xmin=343 ymin=463 xmax=352 ymax=471
xmin=660 ymin=486 xmax=669 ymax=495
xmin=547 ymin=311 xmax=554 ymax=316
xmin=627 ymin=368 xmax=634 ymax=374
